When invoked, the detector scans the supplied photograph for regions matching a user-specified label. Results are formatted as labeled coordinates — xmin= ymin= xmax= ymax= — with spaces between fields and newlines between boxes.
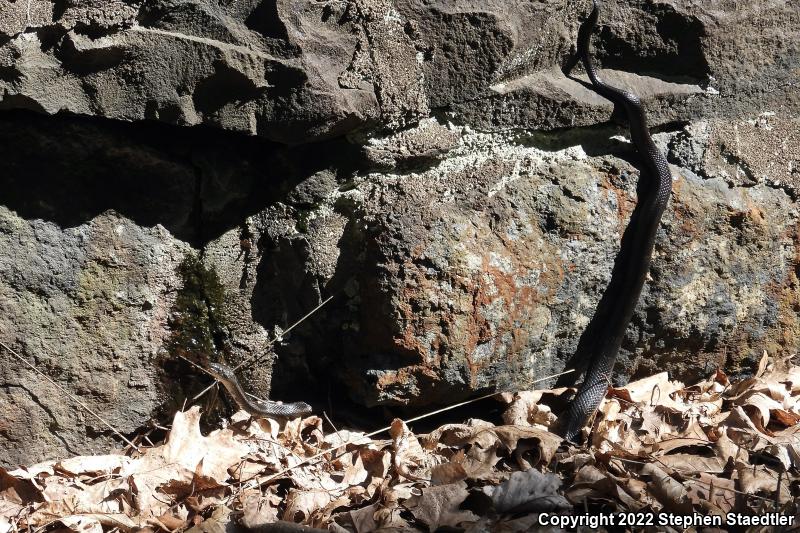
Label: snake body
xmin=561 ymin=0 xmax=672 ymax=441
xmin=207 ymin=362 xmax=313 ymax=418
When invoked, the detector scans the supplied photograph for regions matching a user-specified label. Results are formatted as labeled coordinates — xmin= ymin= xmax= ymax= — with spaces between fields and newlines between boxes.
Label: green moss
xmin=154 ymin=254 xmax=232 ymax=424
xmin=165 ymin=254 xmax=226 ymax=363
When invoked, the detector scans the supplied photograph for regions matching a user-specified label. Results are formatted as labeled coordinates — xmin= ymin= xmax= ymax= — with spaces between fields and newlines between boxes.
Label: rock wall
xmin=0 ymin=0 xmax=798 ymax=465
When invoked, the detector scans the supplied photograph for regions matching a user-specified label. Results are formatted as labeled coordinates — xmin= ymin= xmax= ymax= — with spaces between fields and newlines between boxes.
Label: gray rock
xmin=1 ymin=0 xmax=797 ymax=139
xmin=321 ymin=125 xmax=799 ymax=406
xmin=0 ymin=207 xmax=190 ymax=466
xmin=223 ymin=120 xmax=798 ymax=408
xmin=0 ymin=0 xmax=798 ymax=463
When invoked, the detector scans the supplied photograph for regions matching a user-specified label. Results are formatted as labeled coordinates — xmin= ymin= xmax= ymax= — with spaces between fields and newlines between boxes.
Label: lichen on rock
xmin=0 ymin=0 xmax=798 ymax=463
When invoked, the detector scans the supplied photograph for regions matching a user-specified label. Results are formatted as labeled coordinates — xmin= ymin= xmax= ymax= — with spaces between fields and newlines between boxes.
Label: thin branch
xmin=615 ymin=453 xmax=779 ymax=504
xmin=238 ymin=368 xmax=576 ymax=493
xmin=322 ymin=411 xmax=344 ymax=447
xmin=190 ymin=293 xmax=337 ymax=403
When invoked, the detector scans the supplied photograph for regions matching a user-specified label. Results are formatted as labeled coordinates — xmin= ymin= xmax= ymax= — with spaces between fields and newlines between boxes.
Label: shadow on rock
xmin=0 ymin=109 xmax=356 ymax=246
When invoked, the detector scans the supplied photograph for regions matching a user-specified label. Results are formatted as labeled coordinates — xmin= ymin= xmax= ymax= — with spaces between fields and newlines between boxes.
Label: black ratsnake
xmin=207 ymin=362 xmax=313 ymax=418
xmin=205 ymin=0 xmax=671 ymax=433
xmin=560 ymin=0 xmax=672 ymax=441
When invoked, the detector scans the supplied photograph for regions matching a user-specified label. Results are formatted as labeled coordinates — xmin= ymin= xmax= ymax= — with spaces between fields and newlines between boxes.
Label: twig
xmin=190 ymin=293 xmax=337 ymax=402
xmin=0 ymin=340 xmax=139 ymax=452
xmin=322 ymin=411 xmax=344 ymax=447
xmin=238 ymin=368 xmax=575 ymax=493
xmin=248 ymin=522 xmax=328 ymax=533
xmin=615 ymin=456 xmax=777 ymax=504
xmin=683 ymin=476 xmax=774 ymax=503
xmin=248 ymin=293 xmax=338 ymax=363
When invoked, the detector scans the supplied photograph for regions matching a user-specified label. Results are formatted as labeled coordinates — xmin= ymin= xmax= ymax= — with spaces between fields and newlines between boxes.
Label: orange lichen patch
xmin=669 ymin=170 xmax=691 ymax=204
xmin=383 ymin=214 xmax=565 ymax=391
xmin=394 ymin=264 xmax=443 ymax=365
xmin=761 ymin=222 xmax=800 ymax=356
xmin=746 ymin=206 xmax=766 ymax=225
xmin=667 ymin=174 xmax=701 ymax=238
xmin=599 ymin=170 xmax=637 ymax=226
xmin=375 ymin=364 xmax=441 ymax=401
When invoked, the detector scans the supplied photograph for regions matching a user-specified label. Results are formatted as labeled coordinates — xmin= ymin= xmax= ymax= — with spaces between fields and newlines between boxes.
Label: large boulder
xmin=0 ymin=0 xmax=798 ymax=464
xmin=1 ymin=1 xmax=797 ymax=139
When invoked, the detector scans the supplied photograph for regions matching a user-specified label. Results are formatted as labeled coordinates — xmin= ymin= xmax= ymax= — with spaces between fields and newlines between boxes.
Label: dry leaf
xmin=430 ymin=462 xmax=467 ymax=485
xmin=240 ymin=490 xmax=281 ymax=528
xmin=725 ymin=407 xmax=773 ymax=449
xmin=715 ymin=429 xmax=746 ymax=464
xmin=639 ymin=463 xmax=692 ymax=513
xmin=564 ymin=465 xmax=643 ymax=509
xmin=611 ymin=373 xmax=685 ymax=409
xmin=4 ymin=356 xmax=800 ymax=533
xmin=58 ymin=515 xmax=106 ymax=533
xmin=686 ymin=473 xmax=736 ymax=514
xmin=156 ymin=506 xmax=190 ymax=531
xmin=420 ymin=420 xmax=496 ymax=449
xmin=390 ymin=419 xmax=435 ymax=481
xmin=347 ymin=499 xmax=408 ymax=533
xmin=56 ymin=455 xmax=130 ymax=477
xmin=491 ymin=426 xmax=562 ymax=465
xmin=404 ymin=482 xmax=478 ymax=531
xmin=282 ymin=490 xmax=332 ymax=524
xmin=482 ymin=469 xmax=570 ymax=513
xmin=771 ymin=409 xmax=800 ymax=426
xmin=349 ymin=502 xmax=379 ymax=533
xmin=741 ymin=393 xmax=783 ymax=428
xmin=651 ymin=418 xmax=711 ymax=454
xmin=736 ymin=464 xmax=790 ymax=503
xmin=147 ymin=406 xmax=249 ymax=483
xmin=501 ymin=389 xmax=566 ymax=429
xmin=638 ymin=409 xmax=674 ymax=441
xmin=756 ymin=351 xmax=769 ymax=378
xmin=657 ymin=454 xmax=727 ymax=474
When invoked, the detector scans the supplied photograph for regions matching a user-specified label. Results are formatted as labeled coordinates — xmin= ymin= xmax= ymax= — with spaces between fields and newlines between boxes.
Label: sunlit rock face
xmin=0 ymin=0 xmax=798 ymax=464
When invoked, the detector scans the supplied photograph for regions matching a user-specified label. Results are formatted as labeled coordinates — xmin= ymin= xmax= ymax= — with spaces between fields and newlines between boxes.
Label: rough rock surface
xmin=1 ymin=1 xmax=798 ymax=140
xmin=0 ymin=207 xmax=189 ymax=466
xmin=0 ymin=0 xmax=799 ymax=464
xmin=329 ymin=125 xmax=799 ymax=406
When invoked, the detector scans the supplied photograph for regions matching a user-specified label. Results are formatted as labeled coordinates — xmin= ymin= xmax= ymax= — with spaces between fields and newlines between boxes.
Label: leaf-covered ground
xmin=2 ymin=354 xmax=799 ymax=532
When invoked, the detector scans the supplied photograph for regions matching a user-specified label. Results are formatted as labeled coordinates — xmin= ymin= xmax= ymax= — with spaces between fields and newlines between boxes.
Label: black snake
xmin=560 ymin=0 xmax=672 ymax=441
xmin=207 ymin=362 xmax=313 ymax=418
xmin=206 ymin=0 xmax=671 ymax=433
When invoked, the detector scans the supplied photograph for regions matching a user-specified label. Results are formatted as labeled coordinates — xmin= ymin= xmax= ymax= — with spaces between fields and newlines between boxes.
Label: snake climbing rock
xmin=560 ymin=0 xmax=673 ymax=442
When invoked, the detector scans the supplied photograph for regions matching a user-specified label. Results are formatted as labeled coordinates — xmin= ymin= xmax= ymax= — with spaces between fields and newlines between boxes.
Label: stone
xmin=1 ymin=1 xmax=797 ymax=140
xmin=0 ymin=207 xmax=190 ymax=466
xmin=0 ymin=0 xmax=798 ymax=463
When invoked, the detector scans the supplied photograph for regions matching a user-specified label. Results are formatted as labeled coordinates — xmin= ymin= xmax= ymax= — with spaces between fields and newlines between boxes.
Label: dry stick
xmin=0 ymin=340 xmax=140 ymax=452
xmin=240 ymin=368 xmax=576 ymax=493
xmin=683 ymin=476 xmax=775 ymax=504
xmin=191 ymin=293 xmax=337 ymax=403
xmin=322 ymin=411 xmax=345 ymax=448
xmin=614 ymin=456 xmax=776 ymax=504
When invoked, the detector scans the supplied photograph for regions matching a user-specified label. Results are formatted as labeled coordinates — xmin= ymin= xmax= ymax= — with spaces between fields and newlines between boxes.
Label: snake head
xmin=207 ymin=362 xmax=237 ymax=381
